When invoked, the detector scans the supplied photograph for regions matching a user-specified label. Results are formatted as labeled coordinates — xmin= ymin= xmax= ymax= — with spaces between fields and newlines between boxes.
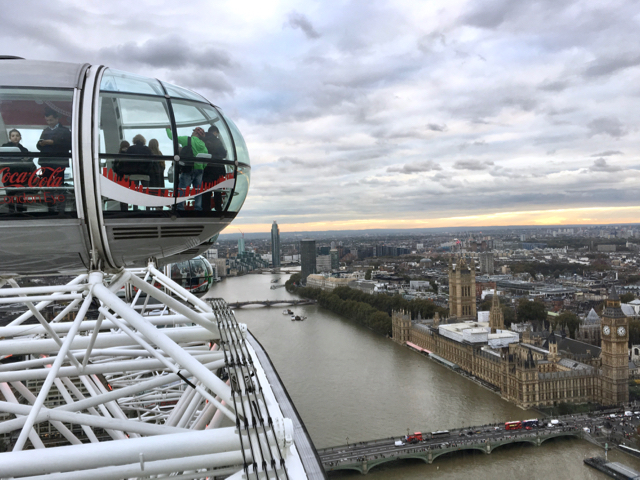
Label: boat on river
xmin=291 ymin=315 xmax=307 ymax=321
xmin=283 ymin=309 xmax=294 ymax=315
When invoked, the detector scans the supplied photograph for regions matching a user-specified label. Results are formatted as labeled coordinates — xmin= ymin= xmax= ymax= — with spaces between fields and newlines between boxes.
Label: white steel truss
xmin=0 ymin=263 xmax=307 ymax=479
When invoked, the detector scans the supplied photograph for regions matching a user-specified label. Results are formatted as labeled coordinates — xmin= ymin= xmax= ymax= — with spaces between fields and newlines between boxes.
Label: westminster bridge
xmin=317 ymin=412 xmax=622 ymax=475
xmin=227 ymin=299 xmax=317 ymax=308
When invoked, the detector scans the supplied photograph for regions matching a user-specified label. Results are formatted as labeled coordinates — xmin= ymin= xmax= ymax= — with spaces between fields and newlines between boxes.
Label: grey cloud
xmin=427 ymin=123 xmax=447 ymax=132
xmin=276 ymin=157 xmax=329 ymax=170
xmin=533 ymin=133 xmax=581 ymax=145
xmin=344 ymin=162 xmax=375 ymax=173
xmin=417 ymin=32 xmax=446 ymax=54
xmin=539 ymin=80 xmax=570 ymax=92
xmin=584 ymin=53 xmax=640 ymax=78
xmin=171 ymin=70 xmax=235 ymax=95
xmin=453 ymin=160 xmax=494 ymax=170
xmin=432 ymin=172 xmax=451 ymax=181
xmin=458 ymin=140 xmax=486 ymax=151
xmin=587 ymin=117 xmax=628 ymax=138
xmin=277 ymin=156 xmax=305 ymax=165
xmin=285 ymin=11 xmax=321 ymax=39
xmin=99 ymin=35 xmax=232 ymax=70
xmin=545 ymin=107 xmax=578 ymax=116
xmin=461 ymin=0 xmax=517 ymax=28
xmin=487 ymin=168 xmax=526 ymax=179
xmin=590 ymin=150 xmax=623 ymax=157
xmin=590 ymin=158 xmax=622 ymax=172
xmin=445 ymin=89 xmax=539 ymax=122
xmin=387 ymin=161 xmax=442 ymax=174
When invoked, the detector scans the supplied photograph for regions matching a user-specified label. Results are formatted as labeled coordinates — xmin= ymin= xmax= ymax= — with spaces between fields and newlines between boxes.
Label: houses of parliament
xmin=392 ymin=258 xmax=629 ymax=409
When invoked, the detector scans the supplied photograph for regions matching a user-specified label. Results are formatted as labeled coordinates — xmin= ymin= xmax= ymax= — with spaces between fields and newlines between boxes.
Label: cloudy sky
xmin=5 ymin=0 xmax=640 ymax=233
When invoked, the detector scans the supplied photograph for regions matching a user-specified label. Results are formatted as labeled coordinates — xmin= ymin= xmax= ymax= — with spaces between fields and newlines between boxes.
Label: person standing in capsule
xmin=37 ymin=108 xmax=71 ymax=213
xmin=166 ymin=126 xmax=207 ymax=211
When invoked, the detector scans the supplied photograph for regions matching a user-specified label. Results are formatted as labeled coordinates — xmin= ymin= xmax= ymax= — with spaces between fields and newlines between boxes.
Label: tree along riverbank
xmin=285 ymin=274 xmax=447 ymax=336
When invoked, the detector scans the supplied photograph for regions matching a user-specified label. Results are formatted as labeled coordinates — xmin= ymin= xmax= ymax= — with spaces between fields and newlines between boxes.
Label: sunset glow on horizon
xmin=232 ymin=205 xmax=640 ymax=234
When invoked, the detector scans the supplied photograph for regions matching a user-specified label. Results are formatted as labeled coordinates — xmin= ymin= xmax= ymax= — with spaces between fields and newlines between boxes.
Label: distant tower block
xmin=489 ymin=292 xmax=504 ymax=334
xmin=479 ymin=252 xmax=494 ymax=275
xmin=330 ymin=248 xmax=339 ymax=270
xmin=392 ymin=310 xmax=412 ymax=344
xmin=300 ymin=239 xmax=316 ymax=283
xmin=448 ymin=257 xmax=477 ymax=320
xmin=271 ymin=221 xmax=281 ymax=268
xmin=600 ymin=289 xmax=629 ymax=406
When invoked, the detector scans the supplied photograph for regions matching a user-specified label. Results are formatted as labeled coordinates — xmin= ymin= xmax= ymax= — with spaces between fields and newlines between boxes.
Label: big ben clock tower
xmin=600 ymin=289 xmax=629 ymax=406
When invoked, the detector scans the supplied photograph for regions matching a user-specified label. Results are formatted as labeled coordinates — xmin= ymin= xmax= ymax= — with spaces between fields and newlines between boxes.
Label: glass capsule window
xmin=221 ymin=113 xmax=250 ymax=167
xmin=97 ymin=68 xmax=249 ymax=218
xmin=161 ymin=82 xmax=208 ymax=103
xmin=227 ymin=167 xmax=250 ymax=213
xmin=168 ymin=256 xmax=212 ymax=294
xmin=98 ymin=92 xmax=174 ymax=214
xmin=0 ymin=88 xmax=76 ymax=219
xmin=100 ymin=69 xmax=164 ymax=96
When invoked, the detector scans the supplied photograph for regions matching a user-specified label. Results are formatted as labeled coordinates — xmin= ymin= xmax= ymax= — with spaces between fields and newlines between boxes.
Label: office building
xmin=316 ymin=255 xmax=331 ymax=273
xmin=330 ymin=248 xmax=339 ymax=270
xmin=271 ymin=221 xmax=281 ymax=267
xmin=479 ymin=252 xmax=494 ymax=275
xmin=300 ymin=239 xmax=316 ymax=283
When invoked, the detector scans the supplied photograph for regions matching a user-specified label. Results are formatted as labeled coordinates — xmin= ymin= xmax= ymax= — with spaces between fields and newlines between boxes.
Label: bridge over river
xmin=227 ymin=299 xmax=317 ymax=308
xmin=318 ymin=412 xmax=613 ymax=474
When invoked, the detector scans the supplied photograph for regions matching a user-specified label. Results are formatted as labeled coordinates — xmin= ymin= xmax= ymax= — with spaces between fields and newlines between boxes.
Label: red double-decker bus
xmin=505 ymin=421 xmax=522 ymax=430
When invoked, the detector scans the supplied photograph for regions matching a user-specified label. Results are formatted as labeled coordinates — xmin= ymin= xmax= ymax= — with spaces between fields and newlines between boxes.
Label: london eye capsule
xmin=0 ymin=58 xmax=250 ymax=275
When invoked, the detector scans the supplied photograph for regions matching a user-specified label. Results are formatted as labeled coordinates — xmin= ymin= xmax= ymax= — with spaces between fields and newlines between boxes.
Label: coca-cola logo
xmin=0 ymin=167 xmax=64 ymax=188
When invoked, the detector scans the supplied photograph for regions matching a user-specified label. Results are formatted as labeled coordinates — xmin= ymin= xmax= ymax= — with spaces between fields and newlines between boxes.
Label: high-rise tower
xmin=479 ymin=252 xmax=494 ymax=275
xmin=600 ymin=289 xmax=629 ymax=406
xmin=271 ymin=221 xmax=281 ymax=268
xmin=300 ymin=239 xmax=316 ymax=283
xmin=448 ymin=257 xmax=477 ymax=320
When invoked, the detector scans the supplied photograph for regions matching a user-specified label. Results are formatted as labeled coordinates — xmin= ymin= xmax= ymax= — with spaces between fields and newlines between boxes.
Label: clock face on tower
xmin=618 ymin=326 xmax=626 ymax=336
xmin=603 ymin=326 xmax=611 ymax=335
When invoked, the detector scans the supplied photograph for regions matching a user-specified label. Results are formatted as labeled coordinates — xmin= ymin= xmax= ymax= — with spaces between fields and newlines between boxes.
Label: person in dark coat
xmin=202 ymin=125 xmax=228 ymax=212
xmin=37 ymin=108 xmax=71 ymax=173
xmin=3 ymin=129 xmax=29 ymax=154
xmin=116 ymin=134 xmax=152 ymax=212
xmin=2 ymin=129 xmax=34 ymax=213
xmin=147 ymin=138 xmax=165 ymax=189
xmin=124 ymin=134 xmax=153 ymax=186
xmin=36 ymin=108 xmax=72 ymax=213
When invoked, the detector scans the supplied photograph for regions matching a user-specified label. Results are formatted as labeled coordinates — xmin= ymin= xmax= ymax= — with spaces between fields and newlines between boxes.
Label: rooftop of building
xmin=558 ymin=358 xmax=593 ymax=371
xmin=584 ymin=308 xmax=601 ymax=324
xmin=541 ymin=334 xmax=601 ymax=357
xmin=439 ymin=321 xmax=489 ymax=334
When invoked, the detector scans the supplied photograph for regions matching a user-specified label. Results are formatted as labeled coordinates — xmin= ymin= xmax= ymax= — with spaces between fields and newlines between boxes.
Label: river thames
xmin=206 ymin=272 xmax=640 ymax=479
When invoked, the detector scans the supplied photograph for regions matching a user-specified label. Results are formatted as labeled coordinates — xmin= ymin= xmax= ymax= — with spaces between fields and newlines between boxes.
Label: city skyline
xmin=5 ymin=1 xmax=640 ymax=233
